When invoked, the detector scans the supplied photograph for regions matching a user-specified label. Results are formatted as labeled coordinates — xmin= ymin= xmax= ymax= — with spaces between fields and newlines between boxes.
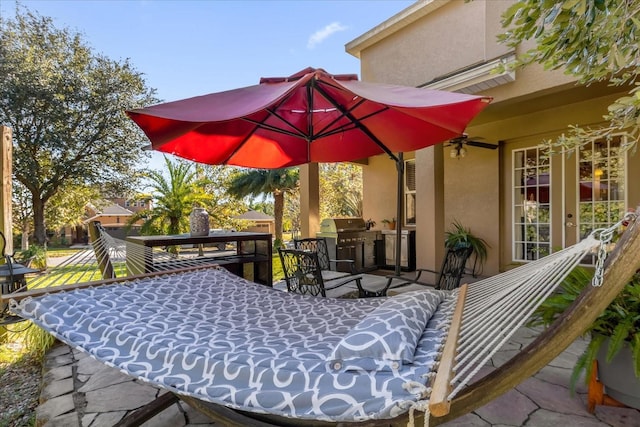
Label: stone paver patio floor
xmin=37 ymin=326 xmax=640 ymax=427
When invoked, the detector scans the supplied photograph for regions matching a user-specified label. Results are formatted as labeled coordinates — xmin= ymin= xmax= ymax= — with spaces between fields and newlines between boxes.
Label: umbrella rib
xmin=314 ymin=82 xmax=397 ymax=160
xmin=224 ymin=86 xmax=313 ymax=164
xmin=313 ymin=97 xmax=365 ymax=137
xmin=220 ymin=122 xmax=262 ymax=164
xmin=314 ymin=104 xmax=390 ymax=139
xmin=242 ymin=116 xmax=307 ymax=139
xmin=307 ymin=82 xmax=314 ymax=143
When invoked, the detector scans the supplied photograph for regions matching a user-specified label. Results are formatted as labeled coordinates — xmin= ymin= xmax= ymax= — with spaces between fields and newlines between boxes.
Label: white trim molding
xmin=423 ymin=54 xmax=516 ymax=94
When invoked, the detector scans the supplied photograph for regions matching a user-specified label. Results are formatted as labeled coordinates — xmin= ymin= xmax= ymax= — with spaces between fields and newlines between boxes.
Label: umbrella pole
xmin=394 ymin=153 xmax=404 ymax=277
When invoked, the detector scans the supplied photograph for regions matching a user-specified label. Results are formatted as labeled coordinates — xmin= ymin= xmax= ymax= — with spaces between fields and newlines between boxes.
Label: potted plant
xmin=444 ymin=220 xmax=489 ymax=276
xmin=530 ymin=266 xmax=640 ymax=410
xmin=382 ymin=218 xmax=396 ymax=230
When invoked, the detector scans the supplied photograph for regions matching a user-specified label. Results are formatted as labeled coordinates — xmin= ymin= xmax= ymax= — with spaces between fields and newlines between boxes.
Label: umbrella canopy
xmin=127 ymin=67 xmax=491 ymax=168
xmin=127 ymin=67 xmax=492 ymax=276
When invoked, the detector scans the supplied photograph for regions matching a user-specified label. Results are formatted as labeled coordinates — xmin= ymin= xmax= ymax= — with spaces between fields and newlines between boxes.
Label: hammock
xmin=3 ymin=210 xmax=640 ymax=426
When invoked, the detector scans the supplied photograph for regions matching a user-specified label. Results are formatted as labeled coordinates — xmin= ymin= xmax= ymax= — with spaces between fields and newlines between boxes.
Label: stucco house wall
xmin=348 ymin=0 xmax=638 ymax=275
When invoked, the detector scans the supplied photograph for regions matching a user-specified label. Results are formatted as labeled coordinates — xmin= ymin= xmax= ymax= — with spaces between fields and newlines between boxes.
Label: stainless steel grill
xmin=316 ymin=218 xmax=381 ymax=272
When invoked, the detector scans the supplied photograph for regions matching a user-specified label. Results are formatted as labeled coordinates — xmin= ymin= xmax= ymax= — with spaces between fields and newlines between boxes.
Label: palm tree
xmin=227 ymin=168 xmax=299 ymax=247
xmin=128 ymin=156 xmax=211 ymax=235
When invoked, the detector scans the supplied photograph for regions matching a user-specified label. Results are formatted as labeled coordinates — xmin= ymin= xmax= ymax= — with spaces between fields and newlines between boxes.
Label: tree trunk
xmin=32 ymin=195 xmax=47 ymax=245
xmin=273 ymin=191 xmax=284 ymax=245
xmin=21 ymin=217 xmax=29 ymax=250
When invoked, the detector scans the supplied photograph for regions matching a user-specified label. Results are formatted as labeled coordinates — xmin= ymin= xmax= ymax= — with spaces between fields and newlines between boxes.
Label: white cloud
xmin=307 ymin=22 xmax=348 ymax=49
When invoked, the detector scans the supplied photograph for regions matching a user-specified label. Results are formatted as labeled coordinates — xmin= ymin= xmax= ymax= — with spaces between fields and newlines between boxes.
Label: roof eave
xmin=345 ymin=0 xmax=451 ymax=59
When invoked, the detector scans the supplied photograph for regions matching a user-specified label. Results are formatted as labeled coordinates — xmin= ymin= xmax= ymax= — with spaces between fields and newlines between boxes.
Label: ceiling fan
xmin=446 ymin=135 xmax=498 ymax=159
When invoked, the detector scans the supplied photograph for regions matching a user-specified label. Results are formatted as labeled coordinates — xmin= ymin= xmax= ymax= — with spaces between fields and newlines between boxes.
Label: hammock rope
xmin=20 ymin=224 xmax=228 ymax=292
xmin=434 ymin=213 xmax=635 ymax=408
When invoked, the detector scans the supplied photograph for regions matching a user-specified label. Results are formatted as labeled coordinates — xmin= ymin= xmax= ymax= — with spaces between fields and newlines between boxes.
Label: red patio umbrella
xmin=127 ymin=67 xmax=492 ymax=276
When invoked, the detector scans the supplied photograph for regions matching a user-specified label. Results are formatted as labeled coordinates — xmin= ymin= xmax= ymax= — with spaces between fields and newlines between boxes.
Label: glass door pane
xmin=513 ymin=147 xmax=551 ymax=261
xmin=577 ymin=137 xmax=626 ymax=263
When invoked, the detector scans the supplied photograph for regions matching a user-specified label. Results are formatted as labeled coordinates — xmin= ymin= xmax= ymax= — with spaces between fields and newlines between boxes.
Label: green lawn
xmin=46 ymin=247 xmax=82 ymax=258
xmin=23 ymin=246 xmax=285 ymax=289
xmin=272 ymin=254 xmax=284 ymax=282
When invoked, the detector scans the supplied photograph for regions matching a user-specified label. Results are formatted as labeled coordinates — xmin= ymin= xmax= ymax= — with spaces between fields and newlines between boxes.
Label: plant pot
xmin=596 ymin=337 xmax=640 ymax=410
xmin=387 ymin=222 xmax=396 ymax=230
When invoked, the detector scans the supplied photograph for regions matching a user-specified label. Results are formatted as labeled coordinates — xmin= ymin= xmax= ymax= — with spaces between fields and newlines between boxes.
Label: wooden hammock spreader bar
xmin=429 ymin=283 xmax=467 ymax=417
xmin=425 ymin=206 xmax=640 ymax=426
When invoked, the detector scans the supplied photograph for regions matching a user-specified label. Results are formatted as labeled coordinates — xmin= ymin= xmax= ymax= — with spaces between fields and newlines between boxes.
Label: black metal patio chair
xmin=278 ymin=248 xmax=365 ymax=298
xmin=385 ymin=244 xmax=474 ymax=295
xmin=293 ymin=237 xmax=356 ymax=281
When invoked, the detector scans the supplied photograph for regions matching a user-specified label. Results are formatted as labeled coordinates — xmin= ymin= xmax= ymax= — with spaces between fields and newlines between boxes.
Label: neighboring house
xmin=80 ymin=198 xmax=152 ymax=242
xmin=110 ymin=197 xmax=152 ymax=215
xmin=299 ymin=0 xmax=638 ymax=276
xmin=234 ymin=210 xmax=275 ymax=235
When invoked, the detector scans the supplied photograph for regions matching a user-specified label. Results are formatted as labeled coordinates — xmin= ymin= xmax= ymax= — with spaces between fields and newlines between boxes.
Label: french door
xmin=572 ymin=137 xmax=627 ymax=263
xmin=512 ymin=147 xmax=551 ymax=261
xmin=511 ymin=136 xmax=626 ymax=264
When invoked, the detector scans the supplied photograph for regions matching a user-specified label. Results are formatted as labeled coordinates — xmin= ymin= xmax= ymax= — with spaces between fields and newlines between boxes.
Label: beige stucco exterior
xmin=342 ymin=0 xmax=639 ymax=275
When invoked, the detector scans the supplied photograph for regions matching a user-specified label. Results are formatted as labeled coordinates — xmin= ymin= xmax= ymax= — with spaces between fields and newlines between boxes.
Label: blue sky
xmin=1 ymin=0 xmax=414 ymax=168
xmin=1 ymin=0 xmax=414 ymax=102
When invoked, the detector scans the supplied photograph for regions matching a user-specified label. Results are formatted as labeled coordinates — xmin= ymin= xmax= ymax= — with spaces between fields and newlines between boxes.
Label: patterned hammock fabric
xmin=11 ymin=267 xmax=457 ymax=422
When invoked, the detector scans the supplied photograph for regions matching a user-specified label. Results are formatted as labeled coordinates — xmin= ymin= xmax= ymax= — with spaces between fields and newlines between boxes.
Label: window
xmin=405 ymin=159 xmax=416 ymax=226
xmin=578 ymin=137 xmax=626 ymax=263
xmin=513 ymin=147 xmax=550 ymax=261
xmin=124 ymin=200 xmax=130 ymax=207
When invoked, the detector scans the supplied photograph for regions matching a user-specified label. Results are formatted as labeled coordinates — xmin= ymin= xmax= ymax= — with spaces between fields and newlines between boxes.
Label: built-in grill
xmin=317 ymin=218 xmax=381 ymax=273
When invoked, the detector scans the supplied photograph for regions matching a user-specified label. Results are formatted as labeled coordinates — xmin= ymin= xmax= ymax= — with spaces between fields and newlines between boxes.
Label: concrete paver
xmin=37 ymin=331 xmax=640 ymax=427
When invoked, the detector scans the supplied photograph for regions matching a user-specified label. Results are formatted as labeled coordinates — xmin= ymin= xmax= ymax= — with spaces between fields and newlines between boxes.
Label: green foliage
xmin=0 ymin=6 xmax=157 ymax=243
xmin=273 ymin=238 xmax=284 ymax=251
xmin=228 ymin=168 xmax=299 ymax=243
xmin=45 ymin=184 xmax=102 ymax=232
xmin=445 ymin=220 xmax=489 ymax=274
xmin=198 ymin=165 xmax=250 ymax=230
xmin=17 ymin=244 xmax=46 ymax=270
xmin=2 ymin=322 xmax=55 ymax=363
xmin=530 ymin=266 xmax=640 ymax=388
xmin=319 ymin=163 xmax=363 ymax=219
xmin=498 ymin=0 xmax=640 ymax=153
xmin=272 ymin=253 xmax=284 ymax=282
xmin=23 ymin=324 xmax=56 ymax=362
xmin=128 ymin=156 xmax=211 ymax=236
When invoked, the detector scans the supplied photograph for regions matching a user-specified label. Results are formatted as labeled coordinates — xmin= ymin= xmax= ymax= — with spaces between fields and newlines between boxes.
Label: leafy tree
xmin=227 ymin=168 xmax=299 ymax=247
xmin=198 ymin=165 xmax=250 ymax=231
xmin=319 ymin=163 xmax=363 ymax=219
xmin=0 ymin=7 xmax=157 ymax=244
xmin=499 ymin=0 xmax=640 ymax=152
xmin=283 ymin=186 xmax=300 ymax=236
xmin=128 ymin=157 xmax=211 ymax=235
xmin=250 ymin=201 xmax=275 ymax=217
xmin=11 ymin=181 xmax=33 ymax=250
xmin=45 ymin=184 xmax=101 ymax=238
